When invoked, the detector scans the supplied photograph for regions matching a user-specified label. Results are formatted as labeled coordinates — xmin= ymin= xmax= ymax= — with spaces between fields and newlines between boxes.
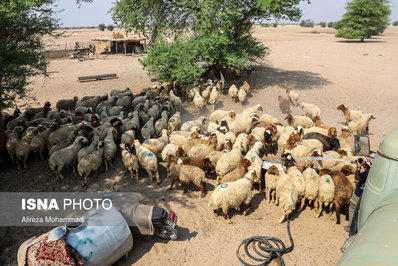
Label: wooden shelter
xmin=92 ymin=37 xmax=146 ymax=55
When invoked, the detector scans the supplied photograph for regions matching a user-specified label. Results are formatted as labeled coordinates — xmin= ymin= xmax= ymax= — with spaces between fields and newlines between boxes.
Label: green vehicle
xmin=338 ymin=126 xmax=398 ymax=265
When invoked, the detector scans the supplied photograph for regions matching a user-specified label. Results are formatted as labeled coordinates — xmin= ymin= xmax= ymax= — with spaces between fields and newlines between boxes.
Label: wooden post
xmin=124 ymin=41 xmax=127 ymax=55
xmin=115 ymin=41 xmax=118 ymax=54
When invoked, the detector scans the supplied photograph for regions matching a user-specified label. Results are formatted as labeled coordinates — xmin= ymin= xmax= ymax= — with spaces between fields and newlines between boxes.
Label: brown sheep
xmin=278 ymin=96 xmax=291 ymax=114
xmin=319 ymin=168 xmax=353 ymax=224
xmin=313 ymin=116 xmax=334 ymax=131
xmin=179 ymin=157 xmax=214 ymax=175
xmin=240 ymin=80 xmax=250 ymax=93
xmin=220 ymin=158 xmax=252 ymax=184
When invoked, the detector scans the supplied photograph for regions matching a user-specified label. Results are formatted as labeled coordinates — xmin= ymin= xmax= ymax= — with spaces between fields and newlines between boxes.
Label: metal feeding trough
xmin=77 ymin=73 xmax=117 ymax=82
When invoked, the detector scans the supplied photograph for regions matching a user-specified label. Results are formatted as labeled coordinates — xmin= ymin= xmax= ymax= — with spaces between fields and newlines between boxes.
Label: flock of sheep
xmin=2 ymin=79 xmax=376 ymax=224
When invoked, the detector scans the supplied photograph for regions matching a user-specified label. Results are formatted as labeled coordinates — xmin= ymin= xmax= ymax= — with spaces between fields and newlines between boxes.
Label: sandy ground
xmin=1 ymin=25 xmax=398 ymax=265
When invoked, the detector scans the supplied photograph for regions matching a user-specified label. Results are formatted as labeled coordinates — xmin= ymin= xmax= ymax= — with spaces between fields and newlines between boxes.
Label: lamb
xmin=103 ymin=128 xmax=117 ymax=171
xmin=215 ymin=141 xmax=244 ymax=184
xmin=337 ymin=104 xmax=366 ymax=124
xmin=228 ymin=84 xmax=238 ymax=103
xmin=119 ymin=143 xmax=139 ymax=180
xmin=303 ymin=132 xmax=340 ymax=152
xmin=165 ymin=156 xmax=208 ymax=198
xmin=319 ymin=168 xmax=353 ymax=224
xmin=142 ymin=129 xmax=169 ymax=156
xmin=285 ymin=114 xmax=314 ymax=129
xmin=155 ymin=111 xmax=168 ymax=135
xmin=286 ymin=88 xmax=299 ymax=106
xmin=278 ymin=96 xmax=291 ymax=114
xmin=240 ymin=80 xmax=250 ymax=93
xmin=208 ymin=86 xmax=219 ymax=111
xmin=141 ymin=117 xmax=155 ymax=140
xmin=133 ymin=139 xmax=160 ymax=183
xmin=77 ymin=134 xmax=100 ymax=162
xmin=181 ymin=116 xmax=206 ymax=132
xmin=15 ymin=127 xmax=37 ymax=170
xmin=167 ymin=111 xmax=181 ymax=133
xmin=274 ymin=166 xmax=299 ymax=223
xmin=348 ymin=114 xmax=376 ymax=135
xmin=302 ymin=168 xmax=320 ymax=207
xmin=237 ymin=88 xmax=247 ymax=106
xmin=193 ymin=91 xmax=205 ymax=113
xmin=315 ymin=174 xmax=335 ymax=218
xmin=120 ymin=130 xmax=136 ymax=146
xmin=220 ymin=158 xmax=252 ymax=184
xmin=78 ymin=141 xmax=104 ymax=186
xmin=209 ymin=169 xmax=258 ymax=223
xmin=210 ymin=110 xmax=236 ymax=123
xmin=5 ymin=126 xmax=24 ymax=164
xmin=301 ymin=102 xmax=321 ymax=121
xmin=48 ymin=131 xmax=76 ymax=157
xmin=48 ymin=136 xmax=87 ymax=180
xmin=56 ymin=96 xmax=78 ymax=111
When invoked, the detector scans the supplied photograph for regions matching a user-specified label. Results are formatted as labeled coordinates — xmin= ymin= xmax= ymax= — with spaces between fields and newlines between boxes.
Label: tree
xmin=328 ymin=21 xmax=335 ymax=28
xmin=98 ymin=23 xmax=106 ymax=31
xmin=300 ymin=19 xmax=314 ymax=27
xmin=319 ymin=22 xmax=326 ymax=27
xmin=107 ymin=24 xmax=114 ymax=31
xmin=111 ymin=0 xmax=308 ymax=84
xmin=393 ymin=21 xmax=398 ymax=26
xmin=336 ymin=0 xmax=391 ymax=41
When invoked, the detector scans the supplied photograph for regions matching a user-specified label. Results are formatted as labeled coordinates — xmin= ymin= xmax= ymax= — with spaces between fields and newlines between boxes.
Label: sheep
xmin=187 ymin=139 xmax=218 ymax=158
xmin=244 ymin=141 xmax=263 ymax=181
xmin=264 ymin=165 xmax=282 ymax=203
xmin=275 ymin=167 xmax=299 ymax=223
xmin=303 ymin=132 xmax=340 ymax=152
xmin=240 ymin=80 xmax=250 ymax=94
xmin=169 ymin=130 xmax=200 ymax=147
xmin=277 ymin=131 xmax=301 ymax=156
xmin=302 ymin=168 xmax=320 ymax=207
xmin=141 ymin=117 xmax=155 ymax=140
xmin=77 ymin=134 xmax=100 ymax=162
xmin=241 ymin=104 xmax=263 ymax=116
xmin=228 ymin=84 xmax=238 ymax=103
xmin=133 ymin=139 xmax=160 ymax=183
xmin=285 ymin=114 xmax=314 ymax=129
xmin=15 ymin=127 xmax=37 ymax=170
xmin=78 ymin=141 xmax=104 ymax=186
xmin=142 ymin=129 xmax=169 ymax=156
xmin=103 ymin=128 xmax=117 ymax=171
xmin=165 ymin=156 xmax=208 ymax=198
xmin=48 ymin=136 xmax=87 ymax=180
xmin=115 ymin=95 xmax=132 ymax=109
xmin=169 ymin=90 xmax=182 ymax=112
xmin=110 ymin=87 xmax=130 ymax=97
xmin=48 ymin=131 xmax=77 ymax=157
xmin=235 ymin=133 xmax=250 ymax=153
xmin=337 ymin=104 xmax=366 ymax=124
xmin=227 ymin=115 xmax=258 ymax=135
xmin=147 ymin=101 xmax=160 ymax=119
xmin=107 ymin=106 xmax=124 ymax=117
xmin=303 ymin=126 xmax=337 ymax=138
xmin=201 ymin=85 xmax=211 ymax=101
xmin=47 ymin=123 xmax=81 ymax=148
xmin=220 ymin=158 xmax=252 ymax=184
xmin=183 ymin=135 xmax=216 ymax=154
xmin=284 ymin=154 xmax=306 ymax=212
xmin=155 ymin=111 xmax=168 ymax=135
xmin=301 ymin=103 xmax=321 ymax=121
xmin=208 ymin=86 xmax=219 ymax=111
xmin=312 ymin=116 xmax=335 ymax=131
xmin=96 ymin=96 xmax=117 ymax=114
xmin=30 ymin=125 xmax=56 ymax=160
xmin=278 ymin=96 xmax=291 ymax=114
xmin=338 ymin=126 xmax=354 ymax=155
xmin=315 ymin=174 xmax=335 ymax=219
xmin=56 ymin=96 xmax=78 ymax=111
xmin=5 ymin=126 xmax=24 ymax=164
xmin=179 ymin=157 xmax=213 ymax=175
xmin=347 ymin=114 xmax=376 ymax=135
xmin=237 ymin=88 xmax=247 ymax=106
xmin=82 ymin=94 xmax=108 ymax=109
xmin=121 ymin=111 xmax=140 ymax=133
xmin=286 ymin=88 xmax=299 ymax=106
xmin=120 ymin=143 xmax=139 ymax=180
xmin=160 ymin=144 xmax=185 ymax=178
xmin=259 ymin=113 xmax=279 ymax=125
xmin=209 ymin=169 xmax=258 ymax=223
xmin=168 ymin=111 xmax=181 ymax=133
xmin=193 ymin=91 xmax=205 ymax=113
xmin=120 ymin=130 xmax=136 ymax=146
xmin=210 ymin=110 xmax=236 ymax=123
xmin=181 ymin=116 xmax=206 ymax=132
xmin=319 ymin=168 xmax=353 ymax=224
xmin=187 ymin=87 xmax=200 ymax=102
xmin=215 ymin=141 xmax=244 ymax=184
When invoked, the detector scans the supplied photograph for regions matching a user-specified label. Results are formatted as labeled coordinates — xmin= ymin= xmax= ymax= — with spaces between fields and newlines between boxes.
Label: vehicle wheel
xmin=154 ymin=225 xmax=178 ymax=240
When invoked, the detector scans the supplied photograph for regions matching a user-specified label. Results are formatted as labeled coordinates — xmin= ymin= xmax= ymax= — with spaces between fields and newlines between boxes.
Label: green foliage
xmin=328 ymin=22 xmax=335 ymax=28
xmin=319 ymin=22 xmax=326 ymax=27
xmin=273 ymin=23 xmax=278 ymax=27
xmin=106 ymin=24 xmax=114 ymax=31
xmin=300 ymin=19 xmax=314 ymax=27
xmin=336 ymin=0 xmax=391 ymax=41
xmin=98 ymin=23 xmax=106 ymax=31
xmin=393 ymin=21 xmax=398 ymax=26
xmin=112 ymin=0 xmax=305 ymax=84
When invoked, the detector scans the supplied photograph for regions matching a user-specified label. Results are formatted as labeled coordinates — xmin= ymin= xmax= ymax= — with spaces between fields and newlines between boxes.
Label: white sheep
xmin=169 ymin=90 xmax=182 ymax=112
xmin=142 ymin=129 xmax=169 ymax=156
xmin=237 ymin=88 xmax=247 ymax=106
xmin=285 ymin=114 xmax=314 ymax=129
xmin=286 ymin=88 xmax=299 ymax=106
xmin=6 ymin=126 xmax=24 ymax=164
xmin=302 ymin=168 xmax=320 ymax=207
xmin=120 ymin=130 xmax=136 ymax=146
xmin=201 ymin=85 xmax=211 ymax=101
xmin=242 ymin=104 xmax=264 ymax=116
xmin=264 ymin=165 xmax=284 ymax=203
xmin=120 ymin=143 xmax=139 ymax=180
xmin=228 ymin=84 xmax=238 ymax=103
xmin=30 ymin=125 xmax=55 ymax=160
xmin=235 ymin=133 xmax=250 ymax=153
xmin=103 ymin=128 xmax=117 ymax=171
xmin=244 ymin=141 xmax=263 ymax=181
xmin=133 ymin=139 xmax=160 ymax=183
xmin=301 ymin=103 xmax=321 ymax=121
xmin=181 ymin=116 xmax=206 ymax=132
xmin=275 ymin=169 xmax=299 ymax=223
xmin=48 ymin=136 xmax=87 ymax=180
xmin=56 ymin=96 xmax=78 ymax=111
xmin=193 ymin=91 xmax=205 ymax=113
xmin=209 ymin=169 xmax=258 ymax=223
xmin=215 ymin=141 xmax=243 ymax=184
xmin=155 ymin=111 xmax=168 ymax=135
xmin=15 ymin=127 xmax=36 ymax=170
xmin=47 ymin=123 xmax=81 ymax=149
xmin=78 ymin=141 xmax=104 ymax=186
xmin=259 ymin=113 xmax=279 ymax=124
xmin=48 ymin=131 xmax=76 ymax=157
xmin=286 ymin=161 xmax=306 ymax=212
xmin=210 ymin=110 xmax=236 ymax=123
xmin=337 ymin=104 xmax=366 ymax=124
xmin=208 ymin=86 xmax=219 ymax=111
xmin=77 ymin=134 xmax=100 ymax=162
xmin=227 ymin=115 xmax=258 ymax=135
xmin=168 ymin=111 xmax=181 ymax=133
xmin=169 ymin=130 xmax=200 ymax=147
xmin=141 ymin=117 xmax=155 ymax=140
xmin=347 ymin=114 xmax=376 ymax=135
xmin=315 ymin=174 xmax=335 ymax=218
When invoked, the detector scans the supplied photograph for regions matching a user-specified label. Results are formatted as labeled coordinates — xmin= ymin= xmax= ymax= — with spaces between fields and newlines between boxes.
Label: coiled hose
xmin=236 ymin=219 xmax=294 ymax=266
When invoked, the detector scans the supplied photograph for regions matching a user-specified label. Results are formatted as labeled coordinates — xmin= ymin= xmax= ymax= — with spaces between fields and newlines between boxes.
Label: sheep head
xmin=239 ymin=158 xmax=252 ymax=169
xmin=337 ymin=104 xmax=347 ymax=111
xmin=229 ymin=111 xmax=236 ymax=119
xmin=256 ymin=105 xmax=263 ymax=112
xmin=328 ymin=127 xmax=337 ymax=138
xmin=284 ymin=114 xmax=293 ymax=125
xmin=282 ymin=153 xmax=296 ymax=169
xmin=267 ymin=165 xmax=280 ymax=175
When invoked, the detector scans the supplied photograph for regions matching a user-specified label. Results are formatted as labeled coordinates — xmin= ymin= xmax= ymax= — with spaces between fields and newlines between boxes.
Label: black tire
xmin=154 ymin=225 xmax=178 ymax=240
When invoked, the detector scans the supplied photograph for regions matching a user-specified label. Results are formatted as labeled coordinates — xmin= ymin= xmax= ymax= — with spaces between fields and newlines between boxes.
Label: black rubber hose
xmin=236 ymin=219 xmax=294 ymax=266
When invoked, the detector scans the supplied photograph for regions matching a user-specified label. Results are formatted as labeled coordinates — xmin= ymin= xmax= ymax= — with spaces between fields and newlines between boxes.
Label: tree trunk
xmin=0 ymin=111 xmax=5 ymax=165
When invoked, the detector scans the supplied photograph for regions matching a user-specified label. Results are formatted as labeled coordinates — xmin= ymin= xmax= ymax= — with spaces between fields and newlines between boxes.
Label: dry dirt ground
xmin=1 ymin=25 xmax=398 ymax=265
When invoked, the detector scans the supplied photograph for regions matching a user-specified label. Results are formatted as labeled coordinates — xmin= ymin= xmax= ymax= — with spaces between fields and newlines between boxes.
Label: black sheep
xmin=303 ymin=132 xmax=340 ymax=152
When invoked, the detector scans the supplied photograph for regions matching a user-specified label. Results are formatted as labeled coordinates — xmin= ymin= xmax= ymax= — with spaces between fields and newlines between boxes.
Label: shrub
xmin=273 ymin=23 xmax=278 ymax=27
xmin=328 ymin=22 xmax=335 ymax=28
xmin=393 ymin=21 xmax=398 ymax=26
xmin=98 ymin=23 xmax=105 ymax=31
xmin=319 ymin=22 xmax=326 ymax=27
xmin=300 ymin=19 xmax=314 ymax=27
xmin=261 ymin=23 xmax=270 ymax=27
xmin=107 ymin=24 xmax=114 ymax=31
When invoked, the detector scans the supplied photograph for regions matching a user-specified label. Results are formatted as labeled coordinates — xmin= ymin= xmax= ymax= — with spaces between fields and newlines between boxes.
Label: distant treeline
xmin=57 ymin=26 xmax=98 ymax=29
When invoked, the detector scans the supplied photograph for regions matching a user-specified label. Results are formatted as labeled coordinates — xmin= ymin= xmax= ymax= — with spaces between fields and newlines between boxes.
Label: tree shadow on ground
xmin=337 ymin=40 xmax=386 ymax=43
xmin=249 ymin=65 xmax=332 ymax=91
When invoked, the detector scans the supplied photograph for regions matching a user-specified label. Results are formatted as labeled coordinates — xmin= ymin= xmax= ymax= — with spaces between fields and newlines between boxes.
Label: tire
xmin=154 ymin=225 xmax=178 ymax=240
